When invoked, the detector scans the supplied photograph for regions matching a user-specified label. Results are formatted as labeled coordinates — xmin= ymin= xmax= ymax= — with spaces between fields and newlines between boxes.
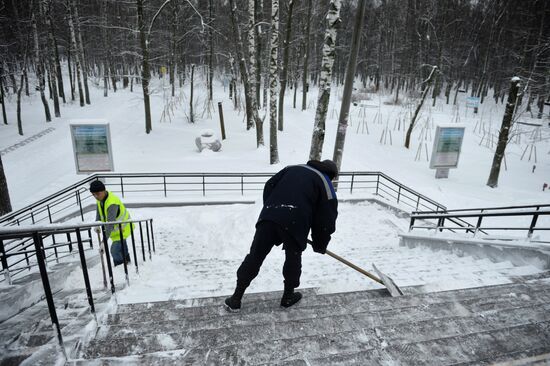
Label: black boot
xmin=280 ymin=288 xmax=302 ymax=308
xmin=224 ymin=285 xmax=246 ymax=312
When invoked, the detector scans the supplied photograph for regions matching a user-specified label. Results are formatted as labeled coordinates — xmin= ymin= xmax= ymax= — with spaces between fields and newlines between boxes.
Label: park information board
xmin=70 ymin=121 xmax=114 ymax=174
xmin=430 ymin=125 xmax=465 ymax=178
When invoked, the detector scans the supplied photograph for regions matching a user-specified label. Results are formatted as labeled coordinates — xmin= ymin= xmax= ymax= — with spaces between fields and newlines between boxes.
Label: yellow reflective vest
xmin=97 ymin=191 xmax=134 ymax=241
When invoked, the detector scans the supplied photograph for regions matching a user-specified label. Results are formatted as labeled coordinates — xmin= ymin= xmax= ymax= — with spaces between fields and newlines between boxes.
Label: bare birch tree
xmin=31 ymin=12 xmax=51 ymax=122
xmin=269 ymin=0 xmax=280 ymax=164
xmin=0 ymin=155 xmax=12 ymax=216
xmin=247 ymin=0 xmax=257 ymax=130
xmin=67 ymin=1 xmax=85 ymax=107
xmin=487 ymin=77 xmax=521 ymax=188
xmin=229 ymin=0 xmax=264 ymax=146
xmin=405 ymin=65 xmax=438 ymax=149
xmin=309 ymin=0 xmax=341 ymax=161
xmin=301 ymin=0 xmax=312 ymax=111
xmin=277 ymin=0 xmax=294 ymax=131
xmin=332 ymin=0 xmax=367 ymax=174
xmin=70 ymin=0 xmax=90 ymax=105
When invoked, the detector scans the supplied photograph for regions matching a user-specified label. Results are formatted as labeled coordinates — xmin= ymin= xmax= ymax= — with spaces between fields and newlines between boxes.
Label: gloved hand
xmin=94 ymin=226 xmax=102 ymax=234
xmin=312 ymin=244 xmax=326 ymax=255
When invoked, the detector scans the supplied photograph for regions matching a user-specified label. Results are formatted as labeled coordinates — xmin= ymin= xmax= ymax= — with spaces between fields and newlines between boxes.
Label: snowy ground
xmin=60 ymin=202 xmax=544 ymax=305
xmin=1 ymin=73 xmax=549 ymax=212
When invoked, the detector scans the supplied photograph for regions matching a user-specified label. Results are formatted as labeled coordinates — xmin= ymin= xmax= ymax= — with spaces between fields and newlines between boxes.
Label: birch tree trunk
xmin=301 ymin=0 xmax=312 ymax=111
xmin=487 ymin=77 xmax=521 ymax=188
xmin=189 ymin=64 xmax=195 ymax=123
xmin=229 ymin=0 xmax=264 ymax=146
xmin=277 ymin=0 xmax=294 ymax=132
xmin=137 ymin=0 xmax=152 ymax=134
xmin=404 ymin=66 xmax=437 ymax=148
xmin=332 ymin=0 xmax=366 ymax=174
xmin=17 ymin=73 xmax=24 ymax=135
xmin=42 ymin=0 xmax=60 ymax=117
xmin=208 ymin=0 xmax=214 ymax=101
xmin=66 ymin=32 xmax=75 ymax=101
xmin=45 ymin=0 xmax=65 ymax=103
xmin=247 ymin=0 xmax=256 ymax=129
xmin=0 ymin=68 xmax=7 ymax=125
xmin=71 ymin=0 xmax=90 ymax=104
xmin=101 ymin=0 xmax=108 ymax=97
xmin=309 ymin=0 xmax=341 ymax=161
xmin=68 ymin=5 xmax=84 ymax=107
xmin=269 ymin=0 xmax=280 ymax=164
xmin=31 ymin=13 xmax=51 ymax=122
xmin=0 ymin=155 xmax=12 ymax=216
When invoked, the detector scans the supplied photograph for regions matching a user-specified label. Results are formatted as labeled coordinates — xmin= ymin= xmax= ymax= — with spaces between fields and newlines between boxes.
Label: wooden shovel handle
xmin=307 ymin=239 xmax=384 ymax=285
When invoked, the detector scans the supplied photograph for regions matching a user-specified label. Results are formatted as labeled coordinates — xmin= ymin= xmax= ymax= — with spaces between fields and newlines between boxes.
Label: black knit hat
xmin=307 ymin=159 xmax=339 ymax=180
xmin=321 ymin=159 xmax=338 ymax=180
xmin=89 ymin=180 xmax=106 ymax=193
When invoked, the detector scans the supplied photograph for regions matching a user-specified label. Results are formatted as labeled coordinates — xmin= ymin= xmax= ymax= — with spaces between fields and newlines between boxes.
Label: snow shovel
xmin=307 ymin=239 xmax=403 ymax=297
xmin=96 ymin=230 xmax=108 ymax=289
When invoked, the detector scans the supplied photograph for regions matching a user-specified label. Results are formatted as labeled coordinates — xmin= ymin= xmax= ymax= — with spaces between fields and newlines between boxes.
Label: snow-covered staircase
xmin=72 ymin=271 xmax=550 ymax=365
xmin=0 ymin=287 xmax=114 ymax=366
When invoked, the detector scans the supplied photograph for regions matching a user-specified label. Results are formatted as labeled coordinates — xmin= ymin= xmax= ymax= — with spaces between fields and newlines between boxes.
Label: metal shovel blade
xmin=373 ymin=264 xmax=404 ymax=297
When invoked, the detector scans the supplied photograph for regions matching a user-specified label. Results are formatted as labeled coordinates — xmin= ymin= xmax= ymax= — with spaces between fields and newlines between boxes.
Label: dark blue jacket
xmin=258 ymin=162 xmax=338 ymax=252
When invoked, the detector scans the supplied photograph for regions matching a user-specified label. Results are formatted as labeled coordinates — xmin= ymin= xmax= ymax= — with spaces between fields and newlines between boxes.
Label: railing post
xmin=47 ymin=205 xmax=53 ymax=223
xmin=31 ymin=211 xmax=35 ymax=224
xmin=66 ymin=233 xmax=73 ymax=253
xmin=409 ymin=217 xmax=415 ymax=232
xmin=397 ymin=186 xmax=401 ymax=204
xmin=146 ymin=222 xmax=152 ymax=261
xmin=350 ymin=173 xmax=355 ymax=194
xmin=52 ymin=234 xmax=59 ymax=263
xmin=101 ymin=226 xmax=115 ymax=294
xmin=528 ymin=213 xmax=539 ymax=239
xmin=437 ymin=217 xmax=445 ymax=232
xmin=130 ymin=225 xmax=139 ymax=274
xmin=150 ymin=219 xmax=156 ymax=253
xmin=416 ymin=197 xmax=420 ymax=211
xmin=474 ymin=216 xmax=483 ymax=237
xmin=32 ymin=232 xmax=66 ymax=358
xmin=202 ymin=175 xmax=206 ymax=196
xmin=0 ymin=239 xmax=12 ymax=285
xmin=241 ymin=174 xmax=244 ymax=196
xmin=163 ymin=176 xmax=167 ymax=197
xmin=119 ymin=224 xmax=129 ymax=286
xmin=375 ymin=175 xmax=380 ymax=195
xmin=76 ymin=190 xmax=84 ymax=221
xmin=75 ymin=228 xmax=96 ymax=316
xmin=88 ymin=228 xmax=93 ymax=248
xmin=139 ymin=222 xmax=146 ymax=262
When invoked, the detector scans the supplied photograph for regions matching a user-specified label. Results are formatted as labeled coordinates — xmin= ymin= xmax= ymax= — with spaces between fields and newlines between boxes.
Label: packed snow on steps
xmin=60 ymin=201 xmax=544 ymax=305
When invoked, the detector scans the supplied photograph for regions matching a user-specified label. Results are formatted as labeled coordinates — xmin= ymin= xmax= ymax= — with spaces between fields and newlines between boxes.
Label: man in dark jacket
xmin=225 ymin=160 xmax=338 ymax=311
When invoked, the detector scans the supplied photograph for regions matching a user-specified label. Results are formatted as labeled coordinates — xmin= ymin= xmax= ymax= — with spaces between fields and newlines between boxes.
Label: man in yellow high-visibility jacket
xmin=90 ymin=180 xmax=134 ymax=266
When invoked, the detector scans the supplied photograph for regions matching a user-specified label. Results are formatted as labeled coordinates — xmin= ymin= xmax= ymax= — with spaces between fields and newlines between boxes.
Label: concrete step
xmin=100 ymin=287 xmax=550 ymax=342
xmin=274 ymin=321 xmax=550 ymax=366
xmin=84 ymin=288 xmax=550 ymax=360
xmin=106 ymin=281 xmax=547 ymax=329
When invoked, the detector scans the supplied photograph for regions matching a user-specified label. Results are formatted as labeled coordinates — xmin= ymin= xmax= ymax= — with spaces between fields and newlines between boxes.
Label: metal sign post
xmin=430 ymin=125 xmax=465 ymax=179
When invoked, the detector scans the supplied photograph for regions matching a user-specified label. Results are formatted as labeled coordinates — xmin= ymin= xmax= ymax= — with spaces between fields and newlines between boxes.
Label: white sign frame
xmin=429 ymin=125 xmax=465 ymax=170
xmin=70 ymin=121 xmax=115 ymax=174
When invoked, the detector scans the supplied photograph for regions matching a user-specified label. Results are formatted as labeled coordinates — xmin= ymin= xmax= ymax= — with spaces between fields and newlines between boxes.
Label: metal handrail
xmin=412 ymin=203 xmax=550 ymax=215
xmin=0 ymin=218 xmax=156 ymax=358
xmin=0 ymin=171 xmax=447 ymax=229
xmin=409 ymin=208 xmax=550 ymax=241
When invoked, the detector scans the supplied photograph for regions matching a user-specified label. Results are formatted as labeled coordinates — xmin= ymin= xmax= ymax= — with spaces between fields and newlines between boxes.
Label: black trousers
xmin=236 ymin=221 xmax=302 ymax=290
